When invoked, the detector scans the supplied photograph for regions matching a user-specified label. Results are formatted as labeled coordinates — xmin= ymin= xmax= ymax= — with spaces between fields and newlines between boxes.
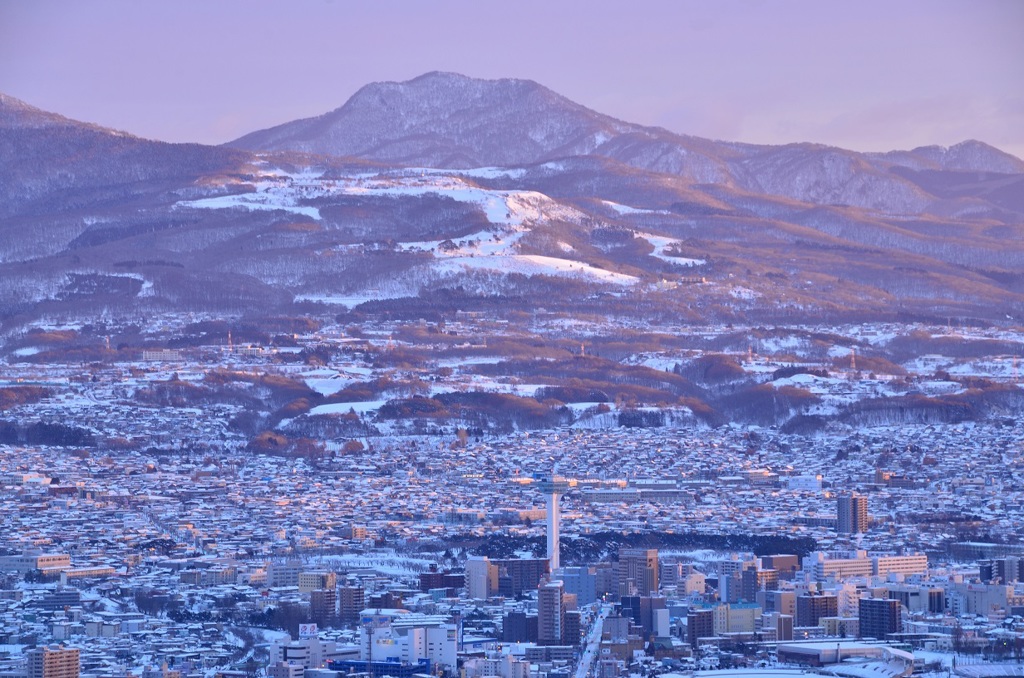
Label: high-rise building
xmin=619 ymin=595 xmax=667 ymax=639
xmin=741 ymin=566 xmax=779 ymax=602
xmin=859 ymin=597 xmax=901 ymax=640
xmin=617 ymin=548 xmax=659 ymax=596
xmin=494 ymin=558 xmax=549 ymax=597
xmin=761 ymin=555 xmax=800 ymax=580
xmin=538 ymin=580 xmax=566 ymax=646
xmin=366 ymin=591 xmax=403 ymax=609
xmin=310 ymin=588 xmax=338 ymax=627
xmin=339 ymin=586 xmax=364 ymax=624
xmin=556 ymin=566 xmax=597 ymax=606
xmin=298 ymin=571 xmax=337 ymax=592
xmin=564 ymin=610 xmax=582 ymax=646
xmin=687 ymin=608 xmax=715 ymax=647
xmin=761 ymin=612 xmax=794 ymax=641
xmin=465 ymin=556 xmax=498 ymax=600
xmin=980 ymin=557 xmax=1024 ymax=584
xmin=796 ymin=593 xmax=838 ymax=627
xmin=837 ymin=493 xmax=869 ymax=534
xmin=27 ymin=646 xmax=80 ymax=678
xmin=419 ymin=569 xmax=465 ymax=592
xmin=759 ymin=589 xmax=796 ymax=618
xmin=502 ymin=611 xmax=539 ymax=642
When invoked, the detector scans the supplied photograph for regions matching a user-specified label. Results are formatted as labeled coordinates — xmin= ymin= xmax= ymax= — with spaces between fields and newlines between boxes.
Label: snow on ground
xmin=399 ymin=227 xmax=527 ymax=258
xmin=307 ymin=401 xmax=387 ymax=416
xmin=564 ymin=402 xmax=612 ymax=413
xmin=659 ymin=549 xmax=729 ymax=562
xmin=313 ymin=552 xmax=435 ymax=576
xmin=903 ymin=354 xmax=952 ymax=373
xmin=182 ymin=168 xmax=647 ymax=300
xmin=917 ymin=380 xmax=966 ymax=395
xmin=449 ymin=167 xmax=527 ymax=180
xmin=947 ymin=357 xmax=1021 ymax=379
xmin=634 ymin=356 xmax=681 ymax=371
xmin=758 ymin=335 xmax=806 ymax=354
xmin=828 ymin=345 xmax=854 ymax=358
xmin=294 ymin=291 xmax=412 ymax=308
xmin=177 ymin=188 xmax=321 ymax=220
xmin=436 ymin=356 xmax=505 ymax=367
xmin=602 ymin=200 xmax=669 ymax=216
xmin=303 ymin=373 xmax=353 ymax=396
xmin=729 ymin=286 xmax=760 ymax=300
xmin=771 ymin=372 xmax=905 ymax=416
xmin=636 ymin=232 xmax=706 ymax=267
xmin=400 ymin=166 xmax=527 ymax=180
xmin=433 ymin=254 xmax=638 ymax=286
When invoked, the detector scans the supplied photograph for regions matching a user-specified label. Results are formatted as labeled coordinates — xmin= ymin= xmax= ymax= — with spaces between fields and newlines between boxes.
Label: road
xmin=575 ymin=602 xmax=613 ymax=678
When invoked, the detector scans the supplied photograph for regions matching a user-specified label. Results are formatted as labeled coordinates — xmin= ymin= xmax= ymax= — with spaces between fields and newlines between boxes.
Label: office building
xmin=502 ymin=611 xmax=538 ymax=642
xmin=805 ymin=551 xmax=873 ymax=580
xmin=298 ymin=571 xmax=337 ymax=593
xmin=310 ymin=588 xmax=338 ymax=627
xmin=617 ymin=548 xmax=659 ymax=596
xmin=538 ymin=580 xmax=565 ymax=645
xmin=687 ymin=608 xmax=715 ymax=647
xmin=741 ymin=566 xmax=779 ymax=601
xmin=27 ymin=646 xmax=80 ymax=678
xmin=837 ymin=493 xmax=869 ymax=534
xmin=759 ymin=590 xmax=796 ymax=618
xmin=494 ymin=558 xmax=549 ymax=597
xmin=796 ymin=593 xmax=838 ymax=627
xmin=555 ymin=566 xmax=597 ymax=606
xmin=619 ymin=595 xmax=667 ymax=638
xmin=564 ymin=609 xmax=582 ymax=646
xmin=268 ymin=561 xmax=302 ymax=588
xmin=419 ymin=569 xmax=464 ymax=592
xmin=873 ymin=554 xmax=928 ymax=577
xmin=859 ymin=597 xmax=901 ymax=640
xmin=267 ymin=663 xmax=304 ymax=678
xmin=761 ymin=555 xmax=800 ymax=580
xmin=465 ymin=556 xmax=497 ymax=600
xmin=980 ymin=557 xmax=1024 ymax=584
xmin=339 ymin=586 xmax=364 ymax=624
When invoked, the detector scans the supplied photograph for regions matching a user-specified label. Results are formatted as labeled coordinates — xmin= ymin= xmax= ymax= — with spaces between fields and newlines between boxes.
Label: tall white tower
xmin=537 ymin=477 xmax=570 ymax=570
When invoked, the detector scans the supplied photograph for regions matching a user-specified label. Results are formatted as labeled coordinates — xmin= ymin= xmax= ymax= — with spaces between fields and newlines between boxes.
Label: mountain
xmin=230 ymin=71 xmax=633 ymax=168
xmin=1 ymin=77 xmax=1023 ymax=336
xmin=0 ymin=93 xmax=248 ymax=221
xmin=869 ymin=140 xmax=1024 ymax=174
xmin=228 ymin=72 xmax=1023 ymax=215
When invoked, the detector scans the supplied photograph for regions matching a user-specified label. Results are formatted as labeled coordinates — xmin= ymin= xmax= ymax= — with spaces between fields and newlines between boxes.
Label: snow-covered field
xmin=178 ymin=168 xmax=655 ymax=298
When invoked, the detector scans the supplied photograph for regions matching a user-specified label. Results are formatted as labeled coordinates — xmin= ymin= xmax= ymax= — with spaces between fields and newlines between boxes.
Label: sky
xmin=1 ymin=0 xmax=1022 ymax=158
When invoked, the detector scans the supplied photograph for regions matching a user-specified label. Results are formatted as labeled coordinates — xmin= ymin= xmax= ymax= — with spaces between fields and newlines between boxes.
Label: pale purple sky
xmin=1 ymin=0 xmax=1022 ymax=158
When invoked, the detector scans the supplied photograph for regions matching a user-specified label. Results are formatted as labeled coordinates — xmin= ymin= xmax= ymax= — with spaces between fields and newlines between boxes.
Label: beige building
xmin=27 ymin=646 xmax=80 ymax=678
xmin=298 ymin=571 xmax=337 ymax=592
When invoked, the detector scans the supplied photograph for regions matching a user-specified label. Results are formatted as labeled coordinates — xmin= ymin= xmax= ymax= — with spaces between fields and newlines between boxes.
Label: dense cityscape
xmin=1 ymin=317 xmax=1022 ymax=678
xmin=3 ymin=4 xmax=1023 ymax=678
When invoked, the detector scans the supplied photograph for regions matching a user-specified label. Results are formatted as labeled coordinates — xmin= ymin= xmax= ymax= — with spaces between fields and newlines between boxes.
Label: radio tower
xmin=537 ymin=476 xmax=570 ymax=570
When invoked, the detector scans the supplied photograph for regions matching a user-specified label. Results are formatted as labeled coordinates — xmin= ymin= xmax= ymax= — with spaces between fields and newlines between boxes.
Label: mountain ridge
xmin=225 ymin=72 xmax=1023 ymax=214
xmin=1 ymin=78 xmax=1022 ymax=333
